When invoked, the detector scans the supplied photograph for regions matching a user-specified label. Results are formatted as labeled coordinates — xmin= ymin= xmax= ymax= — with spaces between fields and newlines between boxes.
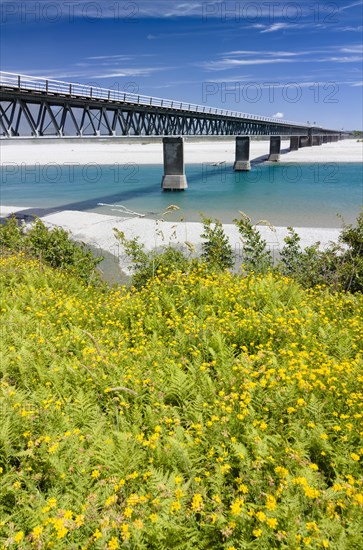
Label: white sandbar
xmin=1 ymin=137 xmax=362 ymax=165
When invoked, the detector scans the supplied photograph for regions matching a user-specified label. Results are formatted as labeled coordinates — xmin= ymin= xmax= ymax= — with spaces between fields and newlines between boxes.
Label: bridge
xmin=0 ymin=72 xmax=347 ymax=189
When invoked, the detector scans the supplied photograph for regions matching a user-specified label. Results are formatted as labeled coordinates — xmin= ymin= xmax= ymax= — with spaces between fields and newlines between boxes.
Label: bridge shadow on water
xmin=2 ymin=150 xmax=293 ymax=223
xmin=2 ymin=180 xmax=161 ymax=222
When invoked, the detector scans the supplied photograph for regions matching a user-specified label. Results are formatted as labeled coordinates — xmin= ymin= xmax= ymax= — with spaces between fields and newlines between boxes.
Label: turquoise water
xmin=1 ymin=162 xmax=361 ymax=227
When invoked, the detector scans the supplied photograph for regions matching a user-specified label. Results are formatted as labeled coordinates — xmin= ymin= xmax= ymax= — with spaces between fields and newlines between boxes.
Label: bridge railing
xmin=0 ymin=71 xmax=312 ymax=129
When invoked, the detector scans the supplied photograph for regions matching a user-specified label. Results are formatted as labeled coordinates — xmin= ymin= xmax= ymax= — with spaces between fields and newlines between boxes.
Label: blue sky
xmin=1 ymin=0 xmax=362 ymax=129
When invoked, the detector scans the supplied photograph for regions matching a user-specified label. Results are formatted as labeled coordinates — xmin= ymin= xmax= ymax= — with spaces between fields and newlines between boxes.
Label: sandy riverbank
xmin=1 ymin=137 xmax=362 ymax=165
xmin=0 ymin=206 xmax=342 ymax=275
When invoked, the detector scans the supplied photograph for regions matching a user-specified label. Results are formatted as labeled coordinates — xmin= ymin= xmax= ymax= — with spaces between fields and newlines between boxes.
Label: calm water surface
xmin=1 ymin=162 xmax=361 ymax=227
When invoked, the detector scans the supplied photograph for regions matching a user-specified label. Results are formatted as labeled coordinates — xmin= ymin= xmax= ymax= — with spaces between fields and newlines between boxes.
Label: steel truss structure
xmin=0 ymin=73 xmax=343 ymax=138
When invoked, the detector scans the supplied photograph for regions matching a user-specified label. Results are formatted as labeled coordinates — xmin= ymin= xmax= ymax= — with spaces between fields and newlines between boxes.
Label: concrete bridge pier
xmin=161 ymin=137 xmax=188 ymax=191
xmin=268 ymin=136 xmax=281 ymax=162
xmin=312 ymin=136 xmax=321 ymax=146
xmin=322 ymin=136 xmax=328 ymax=144
xmin=234 ymin=136 xmax=251 ymax=171
xmin=290 ymin=136 xmax=299 ymax=151
xmin=299 ymin=136 xmax=310 ymax=148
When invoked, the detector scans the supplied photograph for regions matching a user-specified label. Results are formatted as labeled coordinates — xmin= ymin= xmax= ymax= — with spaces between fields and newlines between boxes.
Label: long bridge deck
xmin=0 ymin=72 xmax=343 ymax=138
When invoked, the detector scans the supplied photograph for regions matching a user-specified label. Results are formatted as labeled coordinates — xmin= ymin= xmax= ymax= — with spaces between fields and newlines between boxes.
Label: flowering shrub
xmin=0 ymin=255 xmax=362 ymax=548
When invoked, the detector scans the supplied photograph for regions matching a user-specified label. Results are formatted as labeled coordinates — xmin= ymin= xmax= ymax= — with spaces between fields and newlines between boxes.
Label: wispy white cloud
xmin=338 ymin=25 xmax=363 ymax=31
xmin=322 ymin=56 xmax=363 ymax=62
xmin=272 ymin=112 xmax=284 ymax=118
xmin=340 ymin=45 xmax=363 ymax=53
xmin=8 ymin=59 xmax=172 ymax=81
xmin=260 ymin=22 xmax=291 ymax=33
xmin=225 ymin=50 xmax=299 ymax=57
xmin=258 ymin=21 xmax=329 ymax=34
xmin=200 ymin=43 xmax=363 ymax=73
xmin=203 ymin=75 xmax=254 ymax=83
xmin=202 ymin=58 xmax=295 ymax=70
xmin=339 ymin=0 xmax=363 ymax=11
xmin=91 ymin=67 xmax=172 ymax=79
xmin=86 ymin=55 xmax=134 ymax=61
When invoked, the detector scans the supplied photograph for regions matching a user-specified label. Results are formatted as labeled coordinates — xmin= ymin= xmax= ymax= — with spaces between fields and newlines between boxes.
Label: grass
xmin=0 ymin=253 xmax=362 ymax=549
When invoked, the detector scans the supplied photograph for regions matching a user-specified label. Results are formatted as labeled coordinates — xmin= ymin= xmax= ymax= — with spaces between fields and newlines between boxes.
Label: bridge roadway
xmin=0 ymin=72 xmax=344 ymax=139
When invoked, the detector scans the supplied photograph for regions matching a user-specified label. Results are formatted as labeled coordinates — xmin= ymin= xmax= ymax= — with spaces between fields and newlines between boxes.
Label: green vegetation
xmin=0 ymin=216 xmax=102 ymax=284
xmin=200 ymin=215 xmax=234 ymax=271
xmin=233 ymin=214 xmax=273 ymax=275
xmin=115 ymin=210 xmax=363 ymax=293
xmin=0 ymin=212 xmax=362 ymax=548
xmin=114 ymin=228 xmax=192 ymax=290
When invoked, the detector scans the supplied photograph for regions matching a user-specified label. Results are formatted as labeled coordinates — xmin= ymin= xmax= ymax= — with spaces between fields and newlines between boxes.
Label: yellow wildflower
xmin=108 ymin=537 xmax=119 ymax=549
xmin=230 ymin=498 xmax=244 ymax=516
xmin=14 ymin=531 xmax=24 ymax=543
xmin=32 ymin=526 xmax=43 ymax=539
xmin=191 ymin=493 xmax=204 ymax=512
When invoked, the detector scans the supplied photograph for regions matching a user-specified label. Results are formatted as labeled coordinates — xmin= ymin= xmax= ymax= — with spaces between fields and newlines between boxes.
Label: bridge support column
xmin=234 ymin=136 xmax=251 ymax=171
xmin=268 ymin=136 xmax=281 ymax=162
xmin=290 ymin=136 xmax=299 ymax=151
xmin=161 ymin=137 xmax=188 ymax=191
xmin=299 ymin=136 xmax=309 ymax=148
xmin=312 ymin=136 xmax=320 ymax=146
xmin=322 ymin=136 xmax=328 ymax=144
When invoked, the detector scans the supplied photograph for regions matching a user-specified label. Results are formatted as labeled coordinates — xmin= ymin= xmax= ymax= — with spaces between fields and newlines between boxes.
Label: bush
xmin=114 ymin=228 xmax=192 ymax=289
xmin=234 ymin=212 xmax=273 ymax=274
xmin=0 ymin=215 xmax=24 ymax=251
xmin=338 ymin=210 xmax=363 ymax=292
xmin=200 ymin=215 xmax=234 ymax=271
xmin=0 ymin=216 xmax=102 ymax=284
xmin=279 ymin=229 xmax=336 ymax=288
xmin=279 ymin=211 xmax=363 ymax=292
